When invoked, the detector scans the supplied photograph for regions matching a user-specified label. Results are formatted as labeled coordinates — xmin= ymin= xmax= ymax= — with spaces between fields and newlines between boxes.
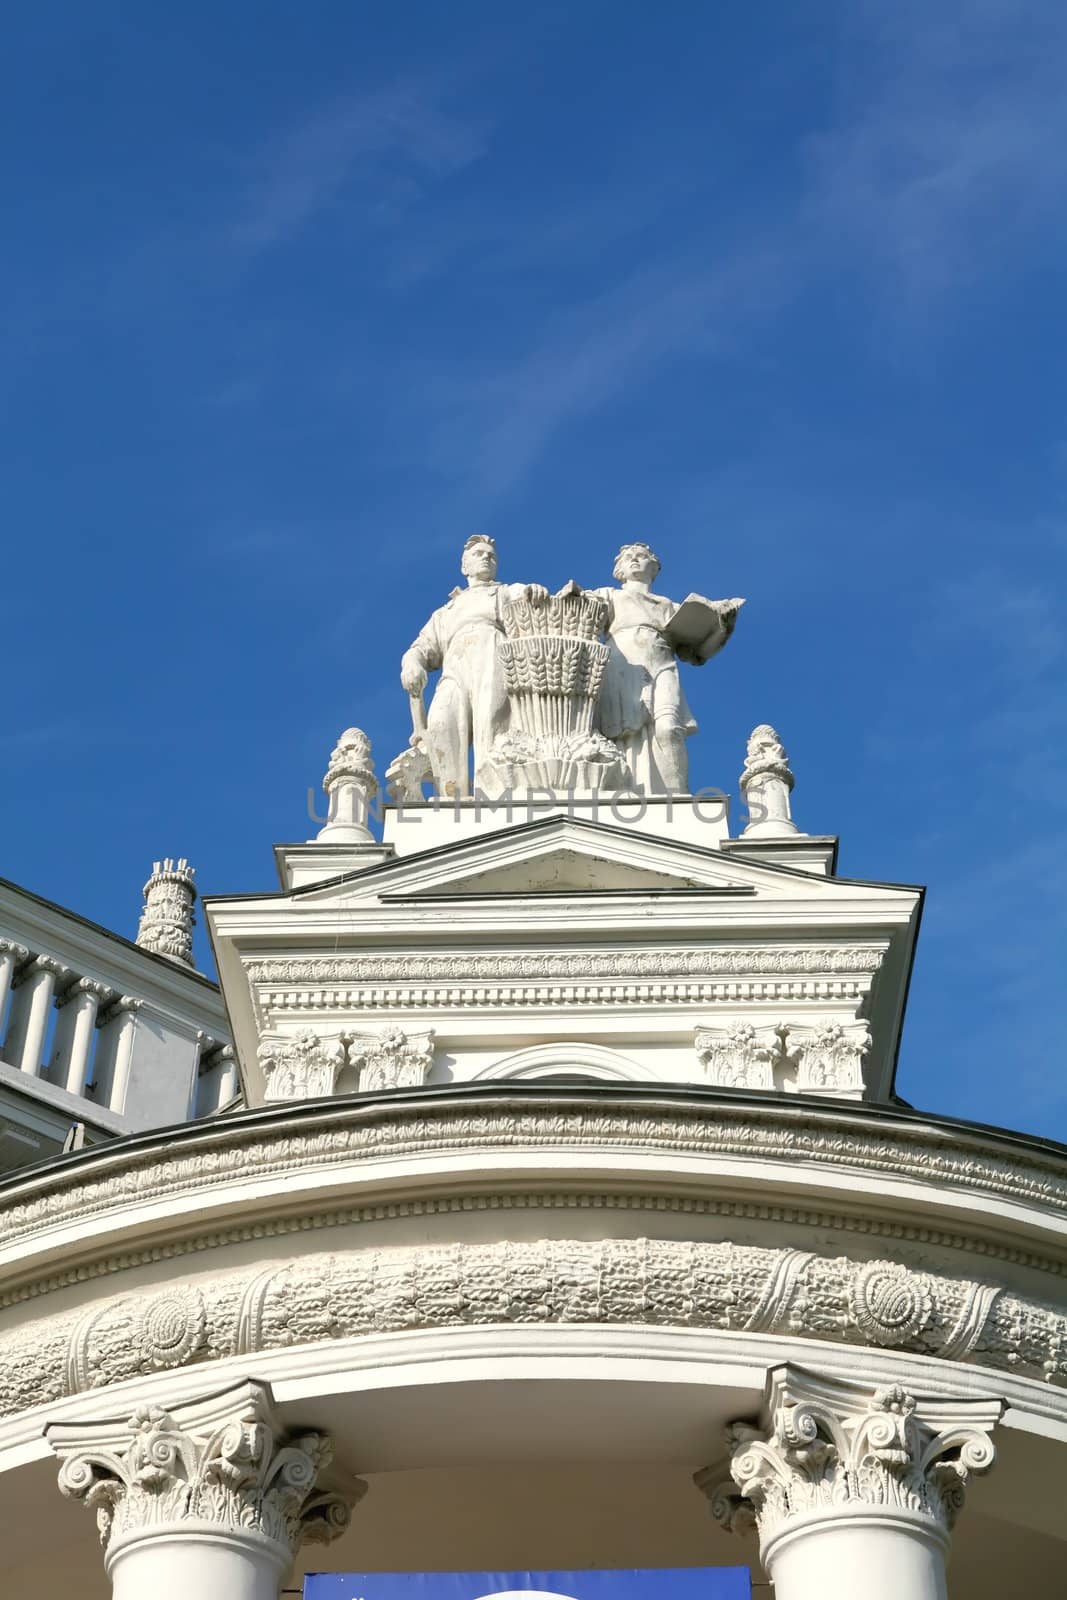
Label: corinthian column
xmin=697 ymin=1364 xmax=1002 ymax=1600
xmin=46 ymin=1378 xmax=364 ymax=1600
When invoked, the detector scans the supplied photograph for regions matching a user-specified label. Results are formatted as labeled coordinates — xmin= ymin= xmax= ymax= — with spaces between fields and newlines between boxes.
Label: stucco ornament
xmin=591 ymin=542 xmax=744 ymax=794
xmin=695 ymin=1021 xmax=780 ymax=1089
xmin=790 ymin=1020 xmax=872 ymax=1093
xmin=8 ymin=1231 xmax=1066 ymax=1422
xmin=740 ymin=724 xmax=798 ymax=838
xmin=399 ymin=536 xmax=549 ymax=798
xmin=350 ymin=1026 xmax=435 ymax=1092
xmin=480 ymin=581 xmax=625 ymax=794
xmin=714 ymin=1368 xmax=1001 ymax=1547
xmin=47 ymin=1380 xmax=360 ymax=1556
xmin=257 ymin=1029 xmax=346 ymax=1102
xmin=316 ymin=728 xmax=377 ymax=844
xmin=135 ymin=857 xmax=197 ymax=966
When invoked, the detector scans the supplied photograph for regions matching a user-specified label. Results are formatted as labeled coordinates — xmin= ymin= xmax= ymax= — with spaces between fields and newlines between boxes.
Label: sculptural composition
xmin=395 ymin=537 xmax=744 ymax=798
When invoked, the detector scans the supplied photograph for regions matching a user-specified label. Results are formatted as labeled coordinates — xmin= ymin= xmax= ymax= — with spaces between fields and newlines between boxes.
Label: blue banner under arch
xmin=306 ymin=1570 xmax=750 ymax=1600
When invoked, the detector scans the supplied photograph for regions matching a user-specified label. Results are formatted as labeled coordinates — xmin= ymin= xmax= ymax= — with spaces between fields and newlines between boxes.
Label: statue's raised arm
xmin=594 ymin=542 xmax=745 ymax=794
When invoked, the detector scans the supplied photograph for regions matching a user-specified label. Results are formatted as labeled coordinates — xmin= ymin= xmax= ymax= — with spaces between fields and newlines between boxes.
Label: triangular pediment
xmin=284 ymin=814 xmax=907 ymax=907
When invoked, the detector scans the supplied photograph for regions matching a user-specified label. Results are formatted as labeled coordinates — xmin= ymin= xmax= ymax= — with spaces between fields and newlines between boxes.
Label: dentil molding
xmin=2 ymin=1236 xmax=1067 ymax=1421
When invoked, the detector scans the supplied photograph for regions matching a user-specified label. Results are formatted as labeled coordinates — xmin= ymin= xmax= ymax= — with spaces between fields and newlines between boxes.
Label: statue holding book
xmin=394 ymin=536 xmax=744 ymax=799
xmin=592 ymin=542 xmax=745 ymax=794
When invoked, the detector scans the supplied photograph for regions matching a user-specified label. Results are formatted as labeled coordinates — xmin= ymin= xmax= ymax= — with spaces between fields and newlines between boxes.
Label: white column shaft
xmin=14 ymin=965 xmax=57 ymax=1075
xmin=108 ymin=1007 xmax=140 ymax=1112
xmin=765 ymin=1511 xmax=947 ymax=1600
xmin=63 ymin=989 xmax=102 ymax=1096
xmin=108 ymin=1529 xmax=288 ymax=1600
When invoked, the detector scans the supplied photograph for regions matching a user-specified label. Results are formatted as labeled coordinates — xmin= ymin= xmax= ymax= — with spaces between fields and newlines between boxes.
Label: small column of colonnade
xmin=44 ymin=1365 xmax=1003 ymax=1600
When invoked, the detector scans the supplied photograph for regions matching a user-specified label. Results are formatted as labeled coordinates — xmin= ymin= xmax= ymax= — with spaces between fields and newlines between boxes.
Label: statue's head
xmin=461 ymin=534 xmax=498 ymax=582
xmin=613 ymin=542 xmax=661 ymax=583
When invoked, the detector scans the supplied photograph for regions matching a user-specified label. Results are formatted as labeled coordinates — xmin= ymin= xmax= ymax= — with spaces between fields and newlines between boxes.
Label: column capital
xmin=46 ymin=1378 xmax=364 ymax=1566
xmin=0 ymin=938 xmax=29 ymax=962
xmin=56 ymin=977 xmax=115 ymax=1008
xmin=699 ymin=1364 xmax=1002 ymax=1557
xmin=20 ymin=952 xmax=70 ymax=983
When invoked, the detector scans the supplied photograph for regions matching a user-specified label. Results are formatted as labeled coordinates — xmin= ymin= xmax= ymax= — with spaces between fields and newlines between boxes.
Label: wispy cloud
xmin=231 ymin=78 xmax=489 ymax=253
xmin=420 ymin=246 xmax=788 ymax=500
xmin=803 ymin=1 xmax=1067 ymax=304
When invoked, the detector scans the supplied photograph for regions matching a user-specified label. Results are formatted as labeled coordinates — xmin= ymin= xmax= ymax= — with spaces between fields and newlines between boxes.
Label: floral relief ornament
xmin=258 ymin=1029 xmax=346 ymax=1102
xmin=49 ymin=1382 xmax=361 ymax=1555
xmin=716 ymin=1369 xmax=1001 ymax=1546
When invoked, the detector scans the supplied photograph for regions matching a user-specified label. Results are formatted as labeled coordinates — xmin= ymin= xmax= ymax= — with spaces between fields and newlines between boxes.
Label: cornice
xmin=3 ymin=1090 xmax=1067 ymax=1267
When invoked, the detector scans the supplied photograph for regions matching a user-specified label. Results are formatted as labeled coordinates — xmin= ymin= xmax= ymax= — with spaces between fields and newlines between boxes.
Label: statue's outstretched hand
xmin=525 ymin=583 xmax=550 ymax=603
xmin=401 ymin=656 xmax=427 ymax=696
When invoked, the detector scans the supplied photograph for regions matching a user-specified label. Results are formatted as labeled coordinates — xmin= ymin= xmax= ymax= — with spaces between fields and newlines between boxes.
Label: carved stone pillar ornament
xmin=258 ymin=1029 xmax=346 ymax=1102
xmin=47 ymin=1379 xmax=362 ymax=1600
xmin=790 ymin=1020 xmax=871 ymax=1094
xmin=350 ymin=1025 xmax=435 ymax=1092
xmin=694 ymin=1021 xmax=780 ymax=1089
xmin=740 ymin=723 xmax=799 ymax=837
xmin=694 ymin=1019 xmax=871 ymax=1097
xmin=136 ymin=857 xmax=197 ymax=967
xmin=316 ymin=727 xmax=377 ymax=844
xmin=697 ymin=1365 xmax=1002 ymax=1600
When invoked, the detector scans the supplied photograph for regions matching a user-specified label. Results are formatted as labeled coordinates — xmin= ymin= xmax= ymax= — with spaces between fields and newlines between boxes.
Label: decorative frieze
xmin=701 ymin=1366 xmax=1001 ymax=1551
xmin=47 ymin=1378 xmax=360 ymax=1556
xmin=4 ymin=1235 xmax=1066 ymax=1420
xmin=246 ymin=947 xmax=885 ymax=988
xmin=258 ymin=1030 xmax=346 ymax=1102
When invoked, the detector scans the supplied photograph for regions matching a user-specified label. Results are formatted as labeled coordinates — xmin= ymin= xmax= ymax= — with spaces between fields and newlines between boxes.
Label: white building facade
xmin=0 ymin=544 xmax=1063 ymax=1598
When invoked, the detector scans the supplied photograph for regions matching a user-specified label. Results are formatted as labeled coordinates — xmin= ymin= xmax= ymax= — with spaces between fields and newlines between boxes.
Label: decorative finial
xmin=740 ymin=724 xmax=799 ymax=837
xmin=316 ymin=728 xmax=377 ymax=844
xmin=136 ymin=857 xmax=197 ymax=966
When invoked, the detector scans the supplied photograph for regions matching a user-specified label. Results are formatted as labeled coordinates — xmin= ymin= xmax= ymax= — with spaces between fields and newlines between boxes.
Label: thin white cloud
xmin=803 ymin=1 xmax=1067 ymax=304
xmin=231 ymin=78 xmax=489 ymax=253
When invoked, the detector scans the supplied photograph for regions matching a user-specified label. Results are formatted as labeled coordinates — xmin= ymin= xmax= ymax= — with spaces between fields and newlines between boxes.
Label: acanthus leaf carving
xmin=46 ymin=1379 xmax=362 ymax=1556
xmin=349 ymin=1026 xmax=434 ymax=1093
xmin=258 ymin=1030 xmax=346 ymax=1102
xmin=713 ymin=1367 xmax=1002 ymax=1549
xmin=695 ymin=1021 xmax=780 ymax=1089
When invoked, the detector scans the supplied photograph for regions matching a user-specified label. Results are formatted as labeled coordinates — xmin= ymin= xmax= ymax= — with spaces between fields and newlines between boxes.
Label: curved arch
xmin=472 ymin=1043 xmax=643 ymax=1082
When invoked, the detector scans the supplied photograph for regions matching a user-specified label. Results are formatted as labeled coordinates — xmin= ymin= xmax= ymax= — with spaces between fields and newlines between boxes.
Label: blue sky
xmin=2 ymin=1 xmax=1064 ymax=1137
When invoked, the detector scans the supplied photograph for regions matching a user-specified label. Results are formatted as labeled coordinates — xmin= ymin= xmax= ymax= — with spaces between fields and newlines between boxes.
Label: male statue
xmin=593 ymin=542 xmax=744 ymax=794
xmin=400 ymin=536 xmax=547 ymax=797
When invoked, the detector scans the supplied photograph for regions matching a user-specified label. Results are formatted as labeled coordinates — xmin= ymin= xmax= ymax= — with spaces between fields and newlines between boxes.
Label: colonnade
xmin=0 ymin=938 xmax=139 ymax=1112
xmin=44 ymin=1364 xmax=1002 ymax=1600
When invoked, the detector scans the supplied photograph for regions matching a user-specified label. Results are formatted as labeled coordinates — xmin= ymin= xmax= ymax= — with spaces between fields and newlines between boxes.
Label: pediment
xmin=286 ymin=815 xmax=907 ymax=907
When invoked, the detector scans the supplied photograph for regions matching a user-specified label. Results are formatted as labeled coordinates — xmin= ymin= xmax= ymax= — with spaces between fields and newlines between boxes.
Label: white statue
xmin=593 ymin=543 xmax=744 ymax=794
xmin=740 ymin=724 xmax=798 ymax=837
xmin=400 ymin=537 xmax=547 ymax=797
